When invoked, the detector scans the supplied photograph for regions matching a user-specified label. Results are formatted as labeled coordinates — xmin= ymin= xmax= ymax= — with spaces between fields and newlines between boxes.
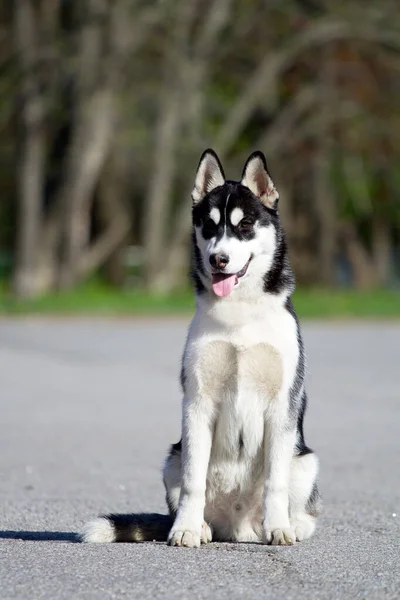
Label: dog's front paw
xmin=167 ymin=529 xmax=202 ymax=548
xmin=201 ymin=521 xmax=212 ymax=544
xmin=264 ymin=527 xmax=296 ymax=546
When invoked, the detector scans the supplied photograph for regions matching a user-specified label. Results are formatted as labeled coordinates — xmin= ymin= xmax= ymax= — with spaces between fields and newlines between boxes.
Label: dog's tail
xmin=81 ymin=513 xmax=172 ymax=543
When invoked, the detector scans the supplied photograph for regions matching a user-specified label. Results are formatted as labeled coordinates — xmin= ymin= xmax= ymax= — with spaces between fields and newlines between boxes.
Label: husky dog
xmin=83 ymin=150 xmax=321 ymax=546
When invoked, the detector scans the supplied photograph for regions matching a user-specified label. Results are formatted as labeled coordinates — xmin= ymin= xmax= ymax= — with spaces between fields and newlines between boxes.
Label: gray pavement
xmin=0 ymin=318 xmax=399 ymax=600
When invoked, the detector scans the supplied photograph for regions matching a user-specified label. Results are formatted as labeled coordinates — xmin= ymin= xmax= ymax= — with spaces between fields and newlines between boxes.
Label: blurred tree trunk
xmin=12 ymin=0 xmax=45 ymax=299
xmin=56 ymin=0 xmax=162 ymax=291
xmin=372 ymin=215 xmax=390 ymax=286
xmin=57 ymin=0 xmax=116 ymax=290
xmin=314 ymin=49 xmax=337 ymax=286
xmin=142 ymin=84 xmax=182 ymax=289
xmin=142 ymin=0 xmax=199 ymax=290
xmin=57 ymin=90 xmax=115 ymax=289
xmin=11 ymin=0 xmax=161 ymax=298
xmin=146 ymin=0 xmax=234 ymax=291
xmin=95 ymin=139 xmax=131 ymax=287
xmin=340 ymin=222 xmax=378 ymax=289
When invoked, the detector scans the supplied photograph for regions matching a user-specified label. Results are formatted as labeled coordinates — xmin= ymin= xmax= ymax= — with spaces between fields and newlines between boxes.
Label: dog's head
xmin=192 ymin=149 xmax=288 ymax=298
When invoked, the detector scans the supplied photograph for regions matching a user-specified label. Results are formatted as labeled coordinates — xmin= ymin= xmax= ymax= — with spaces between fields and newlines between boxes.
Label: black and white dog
xmin=83 ymin=150 xmax=321 ymax=546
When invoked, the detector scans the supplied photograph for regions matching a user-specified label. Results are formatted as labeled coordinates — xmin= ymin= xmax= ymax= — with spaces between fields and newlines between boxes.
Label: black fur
xmin=164 ymin=442 xmax=182 ymax=518
xmin=295 ymin=392 xmax=313 ymax=456
xmin=104 ymin=513 xmax=172 ymax=542
xmin=284 ymin=297 xmax=313 ymax=459
xmin=306 ymin=481 xmax=322 ymax=516
xmin=263 ymin=226 xmax=295 ymax=295
xmin=191 ymin=232 xmax=206 ymax=295
xmin=192 ymin=182 xmax=273 ymax=243
xmin=180 ymin=363 xmax=186 ymax=393
xmin=238 ymin=432 xmax=245 ymax=457
xmin=191 ymin=171 xmax=294 ymax=297
xmin=171 ymin=440 xmax=182 ymax=455
xmin=285 ymin=298 xmax=306 ymax=418
xmin=285 ymin=294 xmax=321 ymax=513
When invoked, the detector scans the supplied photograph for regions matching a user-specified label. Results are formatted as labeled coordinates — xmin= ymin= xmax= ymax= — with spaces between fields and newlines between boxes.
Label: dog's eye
xmin=238 ymin=220 xmax=253 ymax=231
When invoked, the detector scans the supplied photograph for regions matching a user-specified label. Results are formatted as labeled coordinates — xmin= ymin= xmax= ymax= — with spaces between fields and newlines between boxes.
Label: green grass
xmin=0 ymin=280 xmax=399 ymax=318
xmin=0 ymin=281 xmax=195 ymax=316
xmin=291 ymin=288 xmax=400 ymax=318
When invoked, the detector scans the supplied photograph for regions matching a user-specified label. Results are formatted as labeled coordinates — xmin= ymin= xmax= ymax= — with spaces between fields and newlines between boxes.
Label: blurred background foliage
xmin=0 ymin=0 xmax=399 ymax=313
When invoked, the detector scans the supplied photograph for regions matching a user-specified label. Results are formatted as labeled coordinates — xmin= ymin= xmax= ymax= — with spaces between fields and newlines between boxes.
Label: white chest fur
xmin=185 ymin=293 xmax=299 ymax=395
xmin=183 ymin=293 xmax=299 ymax=488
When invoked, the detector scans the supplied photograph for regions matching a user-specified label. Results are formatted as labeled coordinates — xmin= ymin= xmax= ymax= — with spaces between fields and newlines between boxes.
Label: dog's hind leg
xmin=163 ymin=441 xmax=212 ymax=544
xmin=163 ymin=442 xmax=182 ymax=519
xmin=289 ymin=451 xmax=321 ymax=541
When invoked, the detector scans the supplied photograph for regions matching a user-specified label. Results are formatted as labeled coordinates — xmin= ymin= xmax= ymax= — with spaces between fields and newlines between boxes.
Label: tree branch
xmin=256 ymin=86 xmax=318 ymax=155
xmin=216 ymin=19 xmax=400 ymax=155
xmin=79 ymin=214 xmax=131 ymax=278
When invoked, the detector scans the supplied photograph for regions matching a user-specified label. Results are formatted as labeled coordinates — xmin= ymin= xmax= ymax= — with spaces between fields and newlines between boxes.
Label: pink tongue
xmin=212 ymin=273 xmax=238 ymax=297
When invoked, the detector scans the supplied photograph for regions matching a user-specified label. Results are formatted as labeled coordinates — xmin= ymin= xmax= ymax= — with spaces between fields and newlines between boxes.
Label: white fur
xmin=83 ymin=151 xmax=318 ymax=548
xmin=241 ymin=155 xmax=279 ymax=209
xmin=195 ymin=222 xmax=276 ymax=284
xmin=209 ymin=208 xmax=221 ymax=225
xmin=192 ymin=153 xmax=225 ymax=204
xmin=168 ymin=194 xmax=318 ymax=546
xmin=171 ymin=151 xmax=317 ymax=547
xmin=167 ymin=284 xmax=316 ymax=546
xmin=289 ymin=452 xmax=319 ymax=541
xmin=81 ymin=517 xmax=116 ymax=543
xmin=223 ymin=193 xmax=230 ymax=235
xmin=229 ymin=207 xmax=244 ymax=227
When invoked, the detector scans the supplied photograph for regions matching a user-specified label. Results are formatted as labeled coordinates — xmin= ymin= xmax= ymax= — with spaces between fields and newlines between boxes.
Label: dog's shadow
xmin=0 ymin=513 xmax=171 ymax=544
xmin=0 ymin=530 xmax=80 ymax=542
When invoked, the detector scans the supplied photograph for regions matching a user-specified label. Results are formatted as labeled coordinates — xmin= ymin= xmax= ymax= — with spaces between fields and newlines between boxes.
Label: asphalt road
xmin=0 ymin=318 xmax=399 ymax=600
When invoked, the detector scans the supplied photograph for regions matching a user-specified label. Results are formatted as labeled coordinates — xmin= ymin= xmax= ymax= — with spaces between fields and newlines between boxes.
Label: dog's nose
xmin=210 ymin=253 xmax=230 ymax=270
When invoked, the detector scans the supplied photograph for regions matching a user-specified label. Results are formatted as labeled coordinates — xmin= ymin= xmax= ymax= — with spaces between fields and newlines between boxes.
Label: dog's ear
xmin=192 ymin=149 xmax=225 ymax=204
xmin=241 ymin=151 xmax=279 ymax=210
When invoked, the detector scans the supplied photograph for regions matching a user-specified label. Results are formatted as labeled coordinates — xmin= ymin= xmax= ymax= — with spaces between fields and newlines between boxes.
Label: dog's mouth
xmin=211 ymin=257 xmax=252 ymax=297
